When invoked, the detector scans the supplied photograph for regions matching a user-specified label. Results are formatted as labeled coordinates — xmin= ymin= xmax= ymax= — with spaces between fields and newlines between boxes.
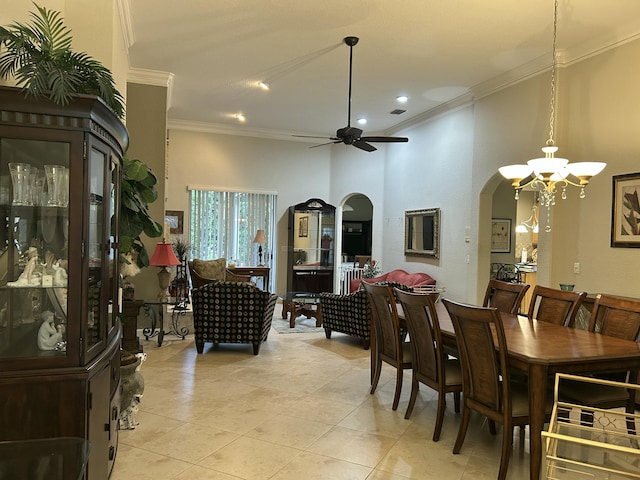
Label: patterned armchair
xmin=320 ymin=282 xmax=414 ymax=350
xmin=191 ymin=281 xmax=277 ymax=355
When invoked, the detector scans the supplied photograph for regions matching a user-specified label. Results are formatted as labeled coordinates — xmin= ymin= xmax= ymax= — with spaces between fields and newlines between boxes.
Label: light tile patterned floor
xmin=111 ymin=307 xmax=534 ymax=480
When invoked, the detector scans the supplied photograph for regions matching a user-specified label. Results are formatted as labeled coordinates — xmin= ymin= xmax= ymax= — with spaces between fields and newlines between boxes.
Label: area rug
xmin=271 ymin=315 xmax=325 ymax=334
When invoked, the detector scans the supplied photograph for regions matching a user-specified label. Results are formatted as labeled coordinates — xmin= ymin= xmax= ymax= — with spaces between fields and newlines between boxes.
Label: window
xmin=189 ymin=189 xmax=276 ymax=267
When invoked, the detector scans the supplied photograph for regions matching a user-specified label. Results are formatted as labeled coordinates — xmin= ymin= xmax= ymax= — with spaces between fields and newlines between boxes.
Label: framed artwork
xmin=611 ymin=172 xmax=640 ymax=248
xmin=165 ymin=210 xmax=184 ymax=235
xmin=298 ymin=215 xmax=308 ymax=237
xmin=491 ymin=218 xmax=511 ymax=253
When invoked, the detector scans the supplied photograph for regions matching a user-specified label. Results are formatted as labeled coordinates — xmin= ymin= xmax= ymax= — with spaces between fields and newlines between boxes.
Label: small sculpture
xmin=8 ymin=247 xmax=41 ymax=286
xmin=37 ymin=310 xmax=65 ymax=350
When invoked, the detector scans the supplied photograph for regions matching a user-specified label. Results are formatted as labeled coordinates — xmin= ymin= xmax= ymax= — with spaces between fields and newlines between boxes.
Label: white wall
xmin=166 ymin=130 xmax=332 ymax=294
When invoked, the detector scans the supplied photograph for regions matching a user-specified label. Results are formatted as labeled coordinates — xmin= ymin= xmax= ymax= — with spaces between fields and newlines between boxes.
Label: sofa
xmin=191 ymin=281 xmax=277 ymax=355
xmin=349 ymin=269 xmax=436 ymax=293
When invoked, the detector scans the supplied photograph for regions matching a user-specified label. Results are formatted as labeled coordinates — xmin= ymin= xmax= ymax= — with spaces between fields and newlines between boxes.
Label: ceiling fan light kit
xmin=294 ymin=36 xmax=409 ymax=152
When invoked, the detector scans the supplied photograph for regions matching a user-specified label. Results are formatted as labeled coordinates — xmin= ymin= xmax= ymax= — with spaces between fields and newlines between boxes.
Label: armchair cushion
xmin=188 ymin=259 xmax=251 ymax=289
xmin=350 ymin=269 xmax=436 ymax=293
xmin=192 ymin=281 xmax=277 ymax=355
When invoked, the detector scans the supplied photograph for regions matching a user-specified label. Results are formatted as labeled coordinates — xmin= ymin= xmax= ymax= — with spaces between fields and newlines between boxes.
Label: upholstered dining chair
xmin=527 ymin=285 xmax=587 ymax=327
xmin=396 ymin=290 xmax=462 ymax=439
xmin=559 ymin=293 xmax=640 ymax=432
xmin=363 ymin=282 xmax=412 ymax=411
xmin=443 ymin=298 xmax=552 ymax=480
xmin=482 ymin=279 xmax=530 ymax=315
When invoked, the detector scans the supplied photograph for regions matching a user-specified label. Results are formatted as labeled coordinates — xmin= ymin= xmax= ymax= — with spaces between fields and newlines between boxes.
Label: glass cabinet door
xmin=86 ymin=144 xmax=108 ymax=353
xmin=0 ymin=138 xmax=70 ymax=359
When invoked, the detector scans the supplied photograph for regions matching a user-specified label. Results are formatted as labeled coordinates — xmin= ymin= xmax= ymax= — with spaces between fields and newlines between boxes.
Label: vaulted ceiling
xmin=127 ymin=0 xmax=640 ymax=140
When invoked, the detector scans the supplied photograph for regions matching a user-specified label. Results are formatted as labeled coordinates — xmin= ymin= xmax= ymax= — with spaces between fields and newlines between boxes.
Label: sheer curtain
xmin=189 ymin=188 xmax=276 ymax=267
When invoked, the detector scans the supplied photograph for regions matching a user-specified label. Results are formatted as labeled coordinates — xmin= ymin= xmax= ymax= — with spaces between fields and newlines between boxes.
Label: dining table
xmin=396 ymin=301 xmax=640 ymax=480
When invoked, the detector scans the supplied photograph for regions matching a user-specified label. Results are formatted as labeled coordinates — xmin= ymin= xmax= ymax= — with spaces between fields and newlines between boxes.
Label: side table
xmin=227 ymin=266 xmax=270 ymax=291
xmin=142 ymin=297 xmax=191 ymax=346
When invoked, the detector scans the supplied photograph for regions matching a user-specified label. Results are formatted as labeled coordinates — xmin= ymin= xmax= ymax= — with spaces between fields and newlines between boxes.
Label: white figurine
xmin=37 ymin=310 xmax=65 ymax=350
xmin=8 ymin=247 xmax=41 ymax=286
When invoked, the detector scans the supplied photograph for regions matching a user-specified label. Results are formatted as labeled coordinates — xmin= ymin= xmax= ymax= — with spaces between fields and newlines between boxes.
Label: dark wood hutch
xmin=0 ymin=87 xmax=126 ymax=479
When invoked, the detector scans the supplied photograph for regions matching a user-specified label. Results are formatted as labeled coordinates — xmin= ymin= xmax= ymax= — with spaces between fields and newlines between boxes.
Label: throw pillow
xmin=192 ymin=258 xmax=226 ymax=281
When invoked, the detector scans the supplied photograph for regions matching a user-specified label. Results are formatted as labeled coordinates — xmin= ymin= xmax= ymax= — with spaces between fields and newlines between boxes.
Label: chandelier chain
xmin=547 ymin=0 xmax=559 ymax=147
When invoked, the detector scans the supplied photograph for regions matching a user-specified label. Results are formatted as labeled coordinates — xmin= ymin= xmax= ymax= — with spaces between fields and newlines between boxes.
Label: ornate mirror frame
xmin=404 ymin=208 xmax=440 ymax=258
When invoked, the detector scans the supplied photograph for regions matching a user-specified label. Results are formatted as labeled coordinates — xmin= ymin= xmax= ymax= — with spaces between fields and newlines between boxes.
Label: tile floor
xmin=111 ymin=307 xmax=535 ymax=480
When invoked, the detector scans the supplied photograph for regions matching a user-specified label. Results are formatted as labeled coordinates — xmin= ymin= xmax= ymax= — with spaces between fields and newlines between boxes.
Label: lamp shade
xmin=149 ymin=242 xmax=181 ymax=267
xmin=253 ymin=229 xmax=267 ymax=244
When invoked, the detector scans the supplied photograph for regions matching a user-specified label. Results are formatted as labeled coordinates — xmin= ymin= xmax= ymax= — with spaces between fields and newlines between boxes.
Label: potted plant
xmin=0 ymin=2 xmax=125 ymax=118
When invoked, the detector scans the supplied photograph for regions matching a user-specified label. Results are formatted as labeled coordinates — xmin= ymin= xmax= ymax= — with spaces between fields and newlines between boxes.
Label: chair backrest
xmin=443 ymin=299 xmax=510 ymax=415
xmin=363 ymin=282 xmax=402 ymax=361
xmin=395 ymin=290 xmax=442 ymax=384
xmin=527 ymin=285 xmax=587 ymax=327
xmin=483 ymin=279 xmax=530 ymax=315
xmin=588 ymin=294 xmax=640 ymax=342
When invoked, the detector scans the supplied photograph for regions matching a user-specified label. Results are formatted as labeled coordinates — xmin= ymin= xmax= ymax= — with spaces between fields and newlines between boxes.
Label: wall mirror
xmin=405 ymin=208 xmax=440 ymax=258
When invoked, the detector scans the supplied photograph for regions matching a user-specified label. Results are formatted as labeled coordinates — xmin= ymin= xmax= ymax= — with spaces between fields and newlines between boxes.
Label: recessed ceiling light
xmin=258 ymin=81 xmax=270 ymax=91
xmin=357 ymin=117 xmax=367 ymax=125
xmin=396 ymin=95 xmax=408 ymax=103
xmin=235 ymin=113 xmax=246 ymax=122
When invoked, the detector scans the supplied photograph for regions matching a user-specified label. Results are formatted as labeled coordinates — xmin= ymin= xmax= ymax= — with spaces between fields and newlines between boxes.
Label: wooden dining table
xmin=397 ymin=301 xmax=640 ymax=480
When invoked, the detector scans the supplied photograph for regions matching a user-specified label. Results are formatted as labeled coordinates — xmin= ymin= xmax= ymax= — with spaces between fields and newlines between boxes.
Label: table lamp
xmin=253 ymin=229 xmax=267 ymax=266
xmin=149 ymin=242 xmax=181 ymax=298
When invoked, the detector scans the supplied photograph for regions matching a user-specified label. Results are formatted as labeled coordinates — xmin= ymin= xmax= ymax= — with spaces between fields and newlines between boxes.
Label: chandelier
xmin=498 ymin=0 xmax=606 ymax=232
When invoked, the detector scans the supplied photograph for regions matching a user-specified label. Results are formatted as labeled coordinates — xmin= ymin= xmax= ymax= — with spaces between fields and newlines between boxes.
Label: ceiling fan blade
xmin=360 ymin=136 xmax=409 ymax=143
xmin=353 ymin=140 xmax=377 ymax=152
xmin=309 ymin=140 xmax=341 ymax=148
xmin=293 ymin=134 xmax=337 ymax=140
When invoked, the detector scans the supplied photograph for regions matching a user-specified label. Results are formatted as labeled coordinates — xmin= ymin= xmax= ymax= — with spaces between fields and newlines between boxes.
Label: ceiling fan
xmin=295 ymin=36 xmax=408 ymax=152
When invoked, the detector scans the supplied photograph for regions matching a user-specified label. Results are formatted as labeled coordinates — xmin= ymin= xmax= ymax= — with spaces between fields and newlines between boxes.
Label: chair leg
xmin=453 ymin=404 xmax=471 ymax=454
xmin=498 ymin=421 xmax=514 ymax=480
xmin=392 ymin=367 xmax=404 ymax=411
xmin=453 ymin=391 xmax=461 ymax=413
xmin=370 ymin=355 xmax=382 ymax=394
xmin=252 ymin=343 xmax=260 ymax=355
xmin=404 ymin=377 xmax=419 ymax=420
xmin=433 ymin=390 xmax=447 ymax=442
xmin=324 ymin=328 xmax=332 ymax=339
xmin=362 ymin=339 xmax=370 ymax=350
xmin=488 ymin=419 xmax=497 ymax=435
xmin=196 ymin=339 xmax=204 ymax=354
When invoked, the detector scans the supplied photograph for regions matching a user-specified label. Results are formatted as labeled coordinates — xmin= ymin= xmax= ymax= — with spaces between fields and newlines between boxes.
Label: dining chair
xmin=363 ymin=282 xmax=412 ymax=411
xmin=395 ymin=290 xmax=462 ymax=439
xmin=443 ymin=298 xmax=552 ymax=480
xmin=527 ymin=285 xmax=587 ymax=327
xmin=559 ymin=293 xmax=640 ymax=432
xmin=482 ymin=279 xmax=530 ymax=315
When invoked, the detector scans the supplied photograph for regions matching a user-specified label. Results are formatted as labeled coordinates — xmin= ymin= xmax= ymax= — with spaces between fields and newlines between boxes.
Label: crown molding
xmin=168 ymin=119 xmax=315 ymax=142
xmin=116 ymin=0 xmax=135 ymax=49
xmin=128 ymin=68 xmax=175 ymax=110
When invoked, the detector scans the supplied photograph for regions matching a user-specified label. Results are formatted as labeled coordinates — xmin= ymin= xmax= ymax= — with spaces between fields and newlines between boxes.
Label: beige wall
xmin=125 ymin=83 xmax=168 ymax=300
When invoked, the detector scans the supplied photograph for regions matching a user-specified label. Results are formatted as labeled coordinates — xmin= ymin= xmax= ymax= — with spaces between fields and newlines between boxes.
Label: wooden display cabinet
xmin=287 ymin=198 xmax=336 ymax=293
xmin=0 ymin=87 xmax=127 ymax=479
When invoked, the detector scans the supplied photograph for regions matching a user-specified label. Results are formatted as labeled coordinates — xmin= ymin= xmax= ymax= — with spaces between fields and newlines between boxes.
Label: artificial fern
xmin=0 ymin=2 xmax=125 ymax=118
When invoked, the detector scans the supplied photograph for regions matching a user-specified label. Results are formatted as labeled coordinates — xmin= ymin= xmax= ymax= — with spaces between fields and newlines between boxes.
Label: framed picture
xmin=491 ymin=218 xmax=511 ymax=253
xmin=611 ymin=172 xmax=640 ymax=248
xmin=298 ymin=215 xmax=308 ymax=237
xmin=165 ymin=210 xmax=184 ymax=235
